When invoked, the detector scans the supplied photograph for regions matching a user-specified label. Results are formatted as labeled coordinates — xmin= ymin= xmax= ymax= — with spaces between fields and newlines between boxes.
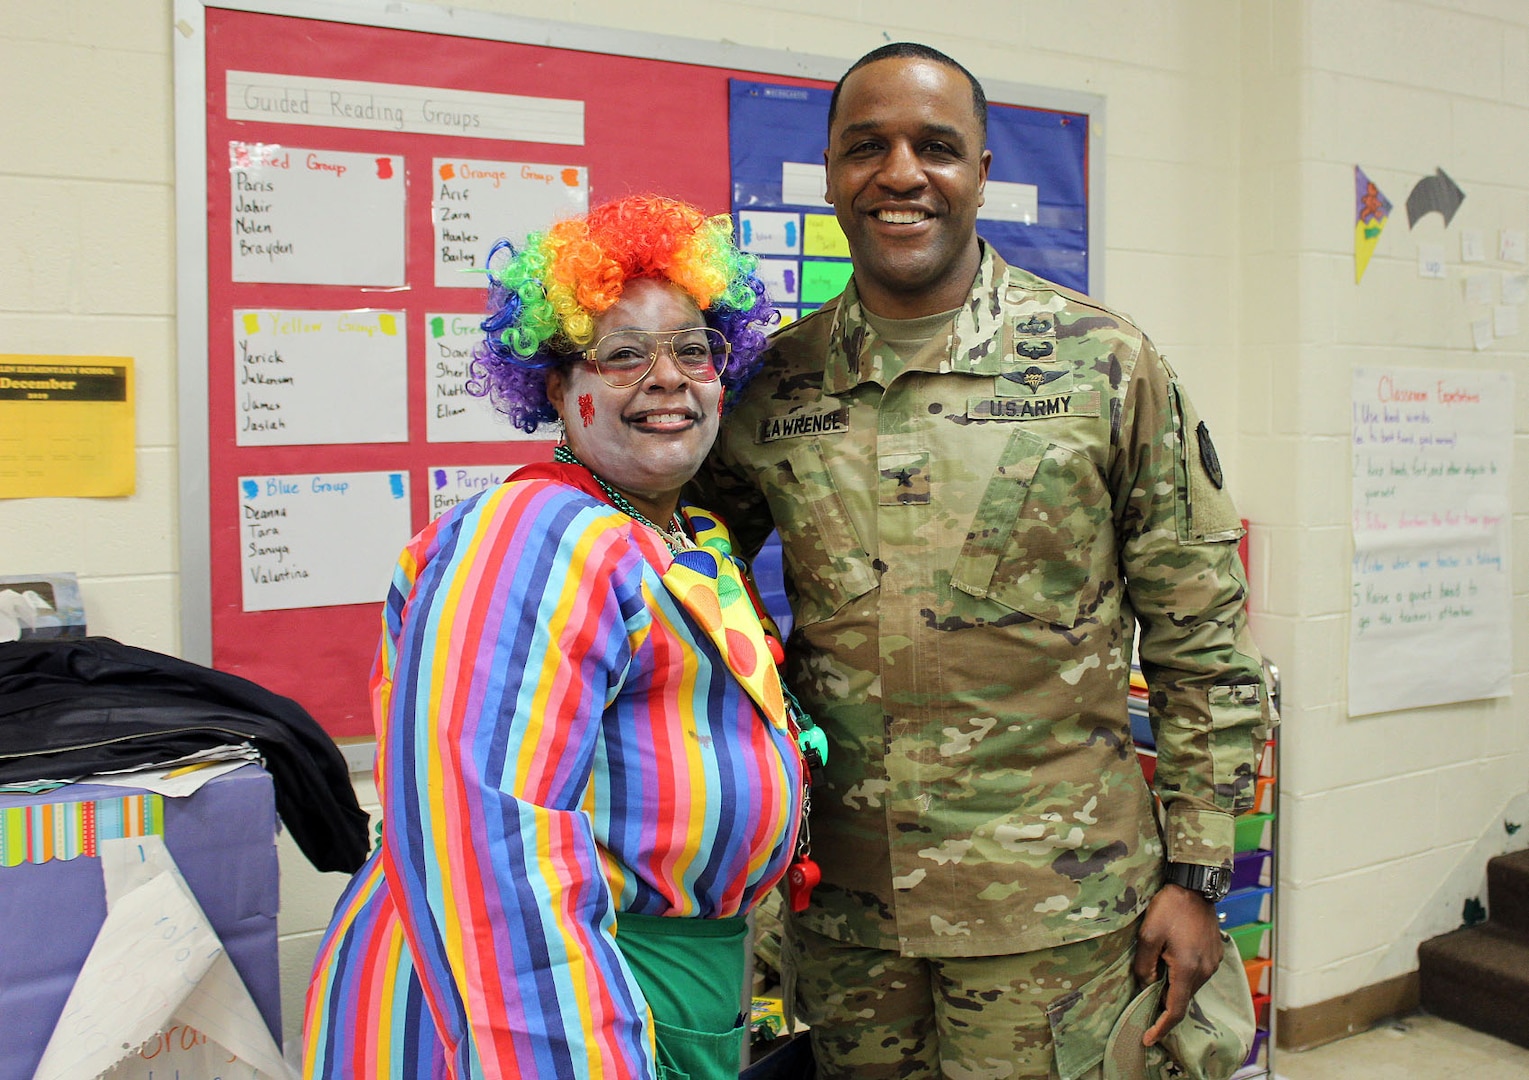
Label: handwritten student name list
xmin=433 ymin=158 xmax=588 ymax=288
xmin=239 ymin=471 xmax=411 ymax=612
xmin=230 ymin=142 xmax=405 ymax=286
xmin=234 ymin=310 xmax=407 ymax=446
xmin=1349 ymin=367 xmax=1512 ymax=715
xmin=425 ymin=313 xmax=547 ymax=443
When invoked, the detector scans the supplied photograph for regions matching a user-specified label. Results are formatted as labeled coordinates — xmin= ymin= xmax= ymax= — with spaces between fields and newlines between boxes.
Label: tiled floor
xmin=1274 ymin=1013 xmax=1529 ymax=1079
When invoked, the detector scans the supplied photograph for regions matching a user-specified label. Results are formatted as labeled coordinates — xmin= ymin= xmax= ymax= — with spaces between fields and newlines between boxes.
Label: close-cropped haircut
xmin=827 ymin=42 xmax=988 ymax=143
xmin=467 ymin=194 xmax=778 ymax=434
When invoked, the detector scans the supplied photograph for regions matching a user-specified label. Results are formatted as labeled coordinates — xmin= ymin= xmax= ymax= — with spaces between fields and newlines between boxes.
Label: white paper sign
xmin=234 ymin=309 xmax=407 ymax=446
xmin=238 ymin=470 xmax=411 ymax=612
xmin=738 ymin=211 xmax=801 ymax=255
xmin=781 ymin=162 xmax=827 ymax=207
xmin=1464 ymin=273 xmax=1493 ymax=306
xmin=423 ymin=312 xmax=548 ymax=443
xmin=1504 ymin=273 xmax=1529 ymax=306
xmin=1495 ymin=305 xmax=1520 ymax=337
xmin=230 ymin=142 xmax=405 ymax=286
xmin=35 ymin=836 xmax=290 ymax=1080
xmin=1349 ymin=367 xmax=1512 ymax=716
xmin=227 ymin=71 xmax=584 ymax=145
xmin=428 ymin=464 xmax=522 ymax=519
xmin=433 ymin=158 xmax=588 ymax=287
xmin=1471 ymin=318 xmax=1494 ymax=350
xmin=1460 ymin=228 xmax=1485 ymax=263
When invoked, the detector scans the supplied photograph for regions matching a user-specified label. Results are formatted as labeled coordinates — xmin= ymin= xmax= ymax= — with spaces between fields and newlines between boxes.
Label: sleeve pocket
xmin=1170 ymin=380 xmax=1244 ymax=544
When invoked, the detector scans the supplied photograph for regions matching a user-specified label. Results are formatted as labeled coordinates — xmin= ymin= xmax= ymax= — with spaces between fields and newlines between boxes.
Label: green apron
xmin=616 ymin=912 xmax=749 ymax=1080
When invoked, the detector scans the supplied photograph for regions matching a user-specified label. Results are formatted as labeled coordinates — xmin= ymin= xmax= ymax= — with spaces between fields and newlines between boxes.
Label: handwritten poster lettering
xmin=226 ymin=70 xmax=585 ymax=145
xmin=230 ymin=142 xmax=405 ymax=285
xmin=234 ymin=309 xmax=407 ymax=446
xmin=99 ymin=1024 xmax=258 ymax=1080
xmin=1349 ymin=367 xmax=1512 ymax=715
xmin=433 ymin=158 xmax=588 ymax=288
xmin=238 ymin=470 xmax=411 ymax=612
xmin=424 ymin=313 xmax=546 ymax=443
xmin=428 ymin=464 xmax=521 ymax=519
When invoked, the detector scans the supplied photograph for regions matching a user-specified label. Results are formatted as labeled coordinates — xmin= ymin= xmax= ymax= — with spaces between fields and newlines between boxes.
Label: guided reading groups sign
xmin=226 ymin=71 xmax=585 ymax=144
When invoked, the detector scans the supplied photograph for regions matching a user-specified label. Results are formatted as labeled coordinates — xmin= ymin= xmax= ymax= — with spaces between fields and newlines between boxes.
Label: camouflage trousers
xmin=783 ymin=918 xmax=1139 ymax=1080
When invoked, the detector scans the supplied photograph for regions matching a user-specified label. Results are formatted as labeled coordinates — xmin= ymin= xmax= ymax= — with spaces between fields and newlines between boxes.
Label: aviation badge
xmin=1001 ymin=365 xmax=1067 ymax=394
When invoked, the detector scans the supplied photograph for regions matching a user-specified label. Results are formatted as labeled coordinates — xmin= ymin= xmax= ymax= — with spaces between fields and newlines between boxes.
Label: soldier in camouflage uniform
xmin=694 ymin=44 xmax=1269 ymax=1080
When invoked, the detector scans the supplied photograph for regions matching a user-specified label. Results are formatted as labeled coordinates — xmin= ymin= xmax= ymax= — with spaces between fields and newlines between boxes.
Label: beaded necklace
xmin=554 ymin=444 xmax=694 ymax=552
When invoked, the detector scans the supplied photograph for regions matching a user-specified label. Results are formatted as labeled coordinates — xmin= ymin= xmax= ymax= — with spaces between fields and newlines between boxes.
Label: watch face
xmin=1205 ymin=866 xmax=1231 ymax=900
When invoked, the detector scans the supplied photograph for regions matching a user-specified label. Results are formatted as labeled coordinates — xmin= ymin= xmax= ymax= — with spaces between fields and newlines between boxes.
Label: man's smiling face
xmin=824 ymin=56 xmax=992 ymax=319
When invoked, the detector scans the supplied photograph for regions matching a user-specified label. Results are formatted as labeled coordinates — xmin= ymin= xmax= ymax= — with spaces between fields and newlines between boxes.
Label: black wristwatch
xmin=1164 ymin=861 xmax=1232 ymax=903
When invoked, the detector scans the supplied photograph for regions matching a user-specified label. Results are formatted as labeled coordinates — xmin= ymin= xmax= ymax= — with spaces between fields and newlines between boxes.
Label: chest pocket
xmin=946 ymin=426 xmax=1115 ymax=629
xmin=758 ymin=440 xmax=878 ymax=629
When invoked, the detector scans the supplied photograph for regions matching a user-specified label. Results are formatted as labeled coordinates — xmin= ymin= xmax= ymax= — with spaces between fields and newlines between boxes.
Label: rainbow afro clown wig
xmin=468 ymin=194 xmax=778 ymax=433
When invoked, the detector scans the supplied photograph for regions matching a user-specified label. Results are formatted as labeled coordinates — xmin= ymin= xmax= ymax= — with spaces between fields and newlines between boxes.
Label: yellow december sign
xmin=0 ymin=355 xmax=135 ymax=498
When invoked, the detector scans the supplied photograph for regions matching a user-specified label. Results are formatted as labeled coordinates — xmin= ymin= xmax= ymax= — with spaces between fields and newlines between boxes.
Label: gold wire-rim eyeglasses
xmin=580 ymin=327 xmax=730 ymax=388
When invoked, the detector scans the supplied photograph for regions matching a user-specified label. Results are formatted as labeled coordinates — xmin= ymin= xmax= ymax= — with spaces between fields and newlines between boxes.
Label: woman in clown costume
xmin=303 ymin=195 xmax=804 ymax=1080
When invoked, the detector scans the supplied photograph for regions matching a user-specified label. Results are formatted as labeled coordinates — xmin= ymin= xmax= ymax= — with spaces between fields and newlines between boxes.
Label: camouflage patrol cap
xmin=1102 ymin=935 xmax=1256 ymax=1080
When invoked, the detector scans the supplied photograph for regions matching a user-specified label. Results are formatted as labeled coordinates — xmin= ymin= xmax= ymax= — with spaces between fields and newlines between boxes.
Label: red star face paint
xmin=579 ymin=394 xmax=595 ymax=427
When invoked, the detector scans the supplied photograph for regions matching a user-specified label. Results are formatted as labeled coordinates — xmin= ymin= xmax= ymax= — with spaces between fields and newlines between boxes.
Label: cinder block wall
xmin=1239 ymin=0 xmax=1529 ymax=1020
xmin=3 ymin=0 xmax=1526 ymax=1060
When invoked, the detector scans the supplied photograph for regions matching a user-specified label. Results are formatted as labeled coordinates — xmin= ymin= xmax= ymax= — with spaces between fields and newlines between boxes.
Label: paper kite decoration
xmin=1354 ymin=166 xmax=1392 ymax=284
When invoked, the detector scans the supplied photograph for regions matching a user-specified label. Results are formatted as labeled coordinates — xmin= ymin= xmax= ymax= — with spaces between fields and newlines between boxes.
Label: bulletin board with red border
xmin=176 ymin=1 xmax=1105 ymax=740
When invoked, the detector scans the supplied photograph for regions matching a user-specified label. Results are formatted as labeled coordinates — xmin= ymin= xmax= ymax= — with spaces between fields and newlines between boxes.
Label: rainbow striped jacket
xmin=303 ymin=471 xmax=803 ymax=1079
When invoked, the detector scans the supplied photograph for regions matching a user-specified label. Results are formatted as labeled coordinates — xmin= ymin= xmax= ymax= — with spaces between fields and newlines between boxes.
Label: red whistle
xmin=787 ymin=857 xmax=821 ymax=912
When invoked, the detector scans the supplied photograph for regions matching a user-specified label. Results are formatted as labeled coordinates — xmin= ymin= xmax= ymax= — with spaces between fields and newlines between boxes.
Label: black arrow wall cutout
xmin=1406 ymin=168 xmax=1465 ymax=228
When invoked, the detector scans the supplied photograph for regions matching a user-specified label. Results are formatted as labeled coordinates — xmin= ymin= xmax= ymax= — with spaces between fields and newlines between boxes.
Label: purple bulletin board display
xmin=174 ymin=2 xmax=1105 ymax=739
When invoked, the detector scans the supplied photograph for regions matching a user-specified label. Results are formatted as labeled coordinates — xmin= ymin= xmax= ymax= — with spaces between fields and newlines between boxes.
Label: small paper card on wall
xmin=428 ymin=464 xmax=521 ymax=519
xmin=0 ymin=356 xmax=134 ymax=498
xmin=1501 ymin=229 xmax=1526 ymax=264
xmin=424 ymin=313 xmax=547 ymax=443
xmin=754 ymin=258 xmax=800 ymax=304
xmin=229 ymin=142 xmax=405 ymax=286
xmin=1417 ymin=243 xmax=1446 ymax=279
xmin=802 ymin=214 xmax=849 ymax=258
xmin=801 ymin=260 xmax=854 ymax=305
xmin=238 ymin=470 xmax=411 ymax=612
xmin=433 ymin=158 xmax=588 ymax=287
xmin=738 ymin=211 xmax=801 ymax=255
xmin=234 ymin=310 xmax=407 ymax=446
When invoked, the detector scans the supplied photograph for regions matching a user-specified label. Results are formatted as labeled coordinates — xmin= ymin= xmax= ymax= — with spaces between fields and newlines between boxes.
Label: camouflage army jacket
xmin=694 ymin=246 xmax=1269 ymax=957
